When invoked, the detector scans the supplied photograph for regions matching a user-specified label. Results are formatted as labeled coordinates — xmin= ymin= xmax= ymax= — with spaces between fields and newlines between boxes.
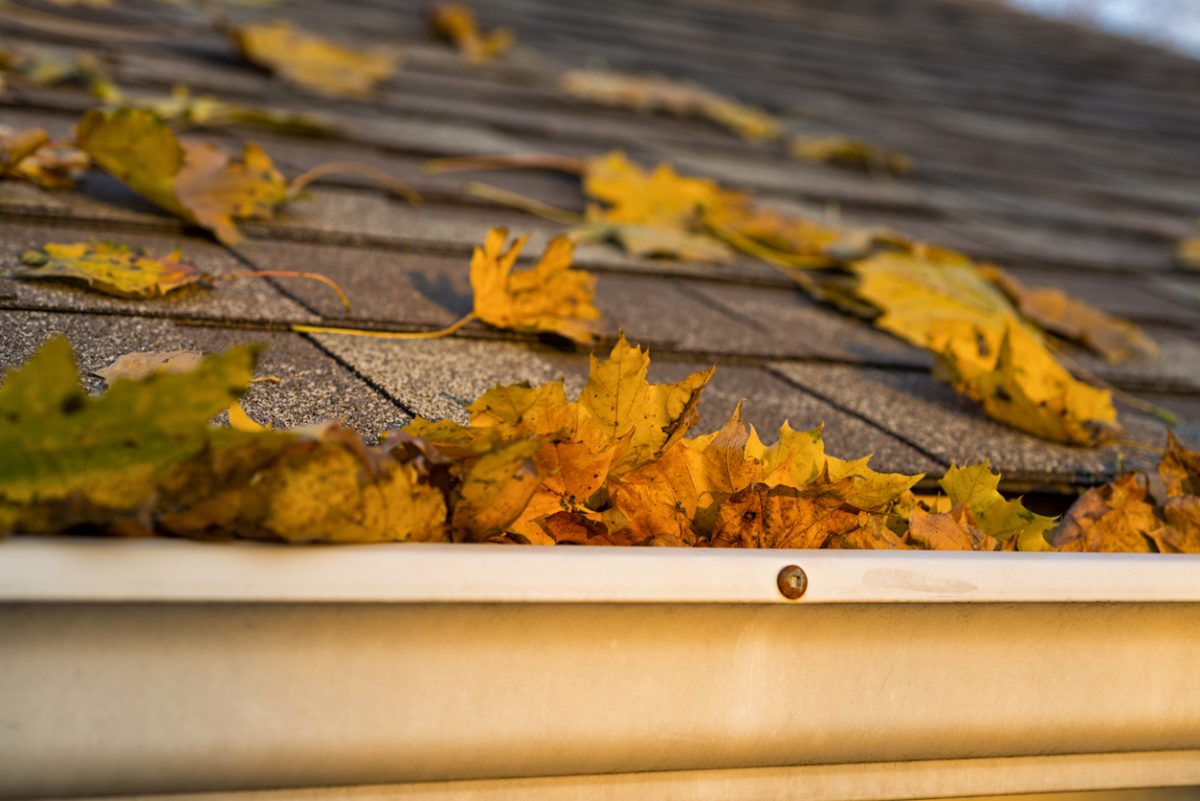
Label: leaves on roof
xmin=0 ymin=127 xmax=88 ymax=189
xmin=428 ymin=3 xmax=513 ymax=63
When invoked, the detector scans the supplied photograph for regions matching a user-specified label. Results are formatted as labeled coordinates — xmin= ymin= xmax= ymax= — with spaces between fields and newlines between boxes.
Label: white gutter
xmin=1 ymin=539 xmax=1198 ymax=800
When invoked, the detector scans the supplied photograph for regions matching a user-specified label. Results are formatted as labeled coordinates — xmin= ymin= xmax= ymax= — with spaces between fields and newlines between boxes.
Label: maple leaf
xmin=93 ymin=350 xmax=204 ymax=383
xmin=986 ymin=267 xmax=1157 ymax=364
xmin=1159 ymin=430 xmax=1200 ymax=498
xmin=1051 ymin=473 xmax=1158 ymax=553
xmin=428 ymin=3 xmax=513 ymax=63
xmin=826 ymin=515 xmax=913 ymax=549
xmin=17 ymin=241 xmax=203 ymax=298
xmin=710 ymin=481 xmax=866 ymax=549
xmin=0 ymin=336 xmax=257 ymax=534
xmin=939 ymin=462 xmax=1056 ymax=551
xmin=470 ymin=228 xmax=601 ymax=343
xmin=703 ymin=200 xmax=856 ymax=269
xmin=560 ymin=70 xmax=781 ymax=142
xmin=231 ymin=20 xmax=398 ymax=97
xmin=76 ymin=108 xmax=288 ymax=245
xmin=451 ymin=438 xmax=542 ymax=541
xmin=789 ymin=136 xmax=912 ymax=174
xmin=1155 ymin=496 xmax=1200 ymax=554
xmin=906 ymin=505 xmax=998 ymax=551
xmin=0 ymin=126 xmax=88 ymax=189
xmin=578 ymin=335 xmax=714 ymax=473
xmin=583 ymin=151 xmax=741 ymax=230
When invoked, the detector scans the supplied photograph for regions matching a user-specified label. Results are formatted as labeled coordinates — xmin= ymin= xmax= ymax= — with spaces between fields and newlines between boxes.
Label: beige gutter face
xmin=2 ymin=595 xmax=1199 ymax=798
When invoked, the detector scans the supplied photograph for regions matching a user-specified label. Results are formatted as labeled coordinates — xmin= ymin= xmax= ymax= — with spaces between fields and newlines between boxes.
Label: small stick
xmin=465 ymin=181 xmax=582 ymax=225
xmin=424 ymin=153 xmax=586 ymax=175
xmin=293 ymin=313 xmax=476 ymax=340
xmin=289 ymin=161 xmax=422 ymax=205
xmin=213 ymin=271 xmax=353 ymax=314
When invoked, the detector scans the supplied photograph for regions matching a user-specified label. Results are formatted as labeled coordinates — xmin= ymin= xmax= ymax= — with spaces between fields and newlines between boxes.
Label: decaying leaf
xmin=710 ymin=481 xmax=866 ymax=549
xmin=1052 ymin=473 xmax=1157 ymax=553
xmin=93 ymin=350 xmax=204 ymax=382
xmin=790 ymin=135 xmax=912 ymax=174
xmin=987 ymin=267 xmax=1157 ymax=364
xmin=17 ymin=242 xmax=203 ymax=298
xmin=939 ymin=461 xmax=1055 ymax=550
xmin=907 ymin=505 xmax=998 ymax=551
xmin=0 ymin=126 xmax=88 ymax=189
xmin=1160 ymin=430 xmax=1200 ymax=498
xmin=231 ymin=20 xmax=398 ymax=97
xmin=561 ymin=70 xmax=781 ymax=141
xmin=470 ymin=227 xmax=601 ymax=343
xmin=428 ymin=3 xmax=513 ymax=63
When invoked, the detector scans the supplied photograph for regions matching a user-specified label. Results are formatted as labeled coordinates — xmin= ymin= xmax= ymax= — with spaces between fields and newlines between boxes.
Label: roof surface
xmin=2 ymin=0 xmax=1199 ymax=495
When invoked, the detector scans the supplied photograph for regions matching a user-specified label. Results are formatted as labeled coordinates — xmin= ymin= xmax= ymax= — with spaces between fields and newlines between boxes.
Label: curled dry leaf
xmin=561 ymin=70 xmax=781 ymax=142
xmin=789 ymin=135 xmax=912 ymax=174
xmin=76 ymin=108 xmax=288 ymax=245
xmin=428 ymin=3 xmax=513 ymax=63
xmin=470 ymin=227 xmax=601 ymax=343
xmin=231 ymin=20 xmax=398 ymax=97
xmin=0 ymin=126 xmax=88 ymax=189
xmin=710 ymin=481 xmax=866 ymax=549
xmin=986 ymin=267 xmax=1157 ymax=364
xmin=1052 ymin=473 xmax=1158 ymax=553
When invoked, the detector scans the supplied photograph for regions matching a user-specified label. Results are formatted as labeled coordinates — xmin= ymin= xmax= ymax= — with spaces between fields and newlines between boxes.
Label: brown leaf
xmin=1051 ymin=473 xmax=1158 ymax=553
xmin=0 ymin=126 xmax=87 ymax=189
xmin=232 ymin=20 xmax=398 ymax=97
xmin=428 ymin=3 xmax=513 ymax=63
xmin=1154 ymin=497 xmax=1200 ymax=554
xmin=710 ymin=481 xmax=865 ymax=549
xmin=907 ymin=505 xmax=999 ymax=551
xmin=1159 ymin=430 xmax=1200 ymax=498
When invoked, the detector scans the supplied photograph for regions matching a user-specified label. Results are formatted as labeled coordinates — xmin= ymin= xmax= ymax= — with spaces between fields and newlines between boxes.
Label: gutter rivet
xmin=776 ymin=565 xmax=807 ymax=600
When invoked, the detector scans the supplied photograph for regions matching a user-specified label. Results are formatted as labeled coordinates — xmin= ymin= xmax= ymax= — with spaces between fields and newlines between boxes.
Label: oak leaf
xmin=939 ymin=461 xmax=1056 ymax=551
xmin=470 ymin=228 xmax=601 ymax=343
xmin=76 ymin=108 xmax=288 ymax=245
xmin=987 ymin=267 xmax=1157 ymax=364
xmin=1052 ymin=473 xmax=1157 ymax=553
xmin=561 ymin=70 xmax=781 ymax=141
xmin=428 ymin=3 xmax=513 ymax=63
xmin=232 ymin=20 xmax=398 ymax=97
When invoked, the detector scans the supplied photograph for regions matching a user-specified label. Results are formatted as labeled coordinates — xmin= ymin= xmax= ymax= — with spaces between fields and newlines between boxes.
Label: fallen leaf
xmin=907 ymin=505 xmax=998 ymax=551
xmin=1159 ymin=430 xmax=1200 ymax=498
xmin=790 ymin=135 xmax=912 ymax=174
xmin=710 ymin=481 xmax=865 ymax=548
xmin=1177 ymin=237 xmax=1200 ymax=270
xmin=561 ymin=70 xmax=781 ymax=141
xmin=0 ymin=126 xmax=88 ymax=189
xmin=428 ymin=3 xmax=513 ymax=63
xmin=451 ymin=438 xmax=542 ymax=541
xmin=93 ymin=350 xmax=204 ymax=382
xmin=102 ymin=83 xmax=337 ymax=137
xmin=232 ymin=20 xmax=398 ymax=97
xmin=1155 ymin=496 xmax=1200 ymax=554
xmin=470 ymin=227 xmax=601 ymax=343
xmin=76 ymin=108 xmax=289 ymax=244
xmin=939 ymin=461 xmax=1056 ymax=551
xmin=17 ymin=241 xmax=202 ymax=298
xmin=583 ymin=150 xmax=739 ymax=230
xmin=987 ymin=267 xmax=1157 ymax=364
xmin=1052 ymin=473 xmax=1157 ymax=553
xmin=571 ymin=221 xmax=735 ymax=263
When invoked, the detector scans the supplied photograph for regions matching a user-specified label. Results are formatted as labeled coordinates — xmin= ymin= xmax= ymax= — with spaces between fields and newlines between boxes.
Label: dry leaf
xmin=710 ymin=481 xmax=865 ymax=549
xmin=1155 ymin=496 xmax=1200 ymax=554
xmin=987 ymin=267 xmax=1157 ymax=364
xmin=939 ymin=461 xmax=1056 ymax=551
xmin=1177 ymin=237 xmax=1200 ymax=270
xmin=907 ymin=505 xmax=998 ymax=551
xmin=583 ymin=150 xmax=739 ymax=230
xmin=100 ymin=83 xmax=337 ymax=137
xmin=571 ymin=221 xmax=735 ymax=263
xmin=470 ymin=227 xmax=601 ymax=343
xmin=1159 ymin=430 xmax=1200 ymax=498
xmin=451 ymin=438 xmax=542 ymax=541
xmin=1052 ymin=473 xmax=1157 ymax=553
xmin=76 ymin=108 xmax=289 ymax=244
xmin=561 ymin=70 xmax=781 ymax=141
xmin=93 ymin=350 xmax=204 ymax=382
xmin=0 ymin=126 xmax=88 ymax=189
xmin=232 ymin=20 xmax=398 ymax=97
xmin=428 ymin=3 xmax=513 ymax=63
xmin=17 ymin=242 xmax=202 ymax=298
xmin=790 ymin=135 xmax=912 ymax=174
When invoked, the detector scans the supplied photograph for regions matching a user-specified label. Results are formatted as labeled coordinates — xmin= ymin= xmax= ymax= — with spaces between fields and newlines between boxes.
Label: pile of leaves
xmin=2 ymin=335 xmax=1195 ymax=553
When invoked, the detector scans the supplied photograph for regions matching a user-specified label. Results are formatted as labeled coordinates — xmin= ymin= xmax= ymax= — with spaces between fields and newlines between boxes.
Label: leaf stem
xmin=289 ymin=161 xmax=422 ymax=205
xmin=423 ymin=153 xmax=586 ymax=175
xmin=215 ymin=271 xmax=353 ymax=314
xmin=465 ymin=181 xmax=583 ymax=225
xmin=292 ymin=313 xmax=476 ymax=340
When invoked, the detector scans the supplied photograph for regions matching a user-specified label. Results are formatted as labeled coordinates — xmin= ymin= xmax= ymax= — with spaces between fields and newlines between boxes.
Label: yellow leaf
xmin=1158 ymin=430 xmax=1200 ymax=499
xmin=0 ymin=126 xmax=87 ymax=189
xmin=428 ymin=3 xmax=513 ymax=63
xmin=789 ymin=135 xmax=912 ymax=174
xmin=987 ymin=267 xmax=1157 ymax=364
xmin=907 ymin=505 xmax=998 ymax=551
xmin=452 ymin=438 xmax=541 ymax=541
xmin=578 ymin=335 xmax=713 ymax=472
xmin=938 ymin=461 xmax=1055 ymax=551
xmin=572 ymin=221 xmax=735 ymax=263
xmin=1052 ymin=473 xmax=1157 ymax=553
xmin=1156 ymin=496 xmax=1200 ymax=554
xmin=17 ymin=241 xmax=203 ymax=298
xmin=561 ymin=70 xmax=781 ymax=141
xmin=1177 ymin=237 xmax=1200 ymax=270
xmin=232 ymin=20 xmax=398 ymax=97
xmin=470 ymin=228 xmax=601 ymax=343
xmin=582 ymin=150 xmax=740 ymax=230
xmin=76 ymin=108 xmax=288 ymax=244
xmin=228 ymin=401 xmax=267 ymax=431
xmin=710 ymin=481 xmax=865 ymax=549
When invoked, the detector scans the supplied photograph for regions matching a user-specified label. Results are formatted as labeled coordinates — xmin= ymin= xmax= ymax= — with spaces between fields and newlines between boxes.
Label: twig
xmin=292 ymin=313 xmax=477 ymax=340
xmin=289 ymin=161 xmax=422 ymax=205
xmin=213 ymin=271 xmax=352 ymax=314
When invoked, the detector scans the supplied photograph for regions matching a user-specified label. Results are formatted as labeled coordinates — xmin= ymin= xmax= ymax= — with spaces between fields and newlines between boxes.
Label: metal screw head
xmin=776 ymin=565 xmax=808 ymax=600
